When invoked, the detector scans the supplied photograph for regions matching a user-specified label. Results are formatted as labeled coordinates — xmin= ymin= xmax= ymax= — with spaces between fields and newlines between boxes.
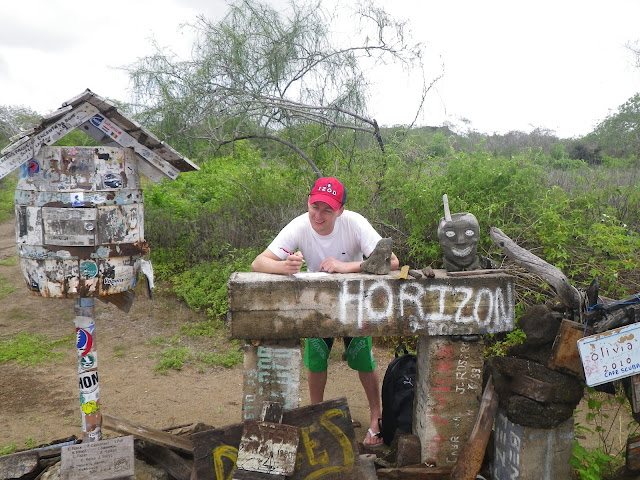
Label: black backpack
xmin=380 ymin=344 xmax=417 ymax=445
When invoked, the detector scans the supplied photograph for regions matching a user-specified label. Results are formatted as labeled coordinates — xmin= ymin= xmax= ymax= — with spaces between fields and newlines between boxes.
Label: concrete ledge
xmin=228 ymin=270 xmax=515 ymax=339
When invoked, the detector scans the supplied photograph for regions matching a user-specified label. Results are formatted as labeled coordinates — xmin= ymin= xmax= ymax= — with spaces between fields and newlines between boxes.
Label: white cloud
xmin=0 ymin=0 xmax=638 ymax=137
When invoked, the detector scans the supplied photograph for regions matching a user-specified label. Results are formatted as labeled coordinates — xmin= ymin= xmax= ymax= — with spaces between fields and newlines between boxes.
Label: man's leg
xmin=308 ymin=370 xmax=328 ymax=403
xmin=345 ymin=337 xmax=383 ymax=446
xmin=359 ymin=369 xmax=383 ymax=446
xmin=304 ymin=338 xmax=333 ymax=404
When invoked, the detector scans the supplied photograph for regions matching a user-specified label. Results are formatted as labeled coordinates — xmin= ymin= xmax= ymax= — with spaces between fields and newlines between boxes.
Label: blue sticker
xmin=80 ymin=261 xmax=98 ymax=278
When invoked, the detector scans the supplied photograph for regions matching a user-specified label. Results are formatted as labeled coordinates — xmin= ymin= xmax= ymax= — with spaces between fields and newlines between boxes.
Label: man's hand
xmin=318 ymin=257 xmax=360 ymax=273
xmin=283 ymin=252 xmax=305 ymax=274
xmin=252 ymin=249 xmax=304 ymax=274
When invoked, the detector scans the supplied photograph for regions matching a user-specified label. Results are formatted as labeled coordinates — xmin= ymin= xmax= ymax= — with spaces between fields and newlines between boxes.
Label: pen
xmin=280 ymin=247 xmax=305 ymax=263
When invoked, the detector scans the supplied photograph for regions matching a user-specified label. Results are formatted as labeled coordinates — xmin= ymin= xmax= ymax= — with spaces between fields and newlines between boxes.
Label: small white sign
xmin=578 ymin=323 xmax=640 ymax=386
xmin=60 ymin=435 xmax=134 ymax=480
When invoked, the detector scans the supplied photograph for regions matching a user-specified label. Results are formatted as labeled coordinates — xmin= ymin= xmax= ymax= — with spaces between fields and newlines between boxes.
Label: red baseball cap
xmin=308 ymin=177 xmax=346 ymax=211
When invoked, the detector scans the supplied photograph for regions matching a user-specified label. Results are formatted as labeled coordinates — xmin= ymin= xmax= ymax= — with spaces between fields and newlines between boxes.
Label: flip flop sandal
xmin=363 ymin=428 xmax=384 ymax=447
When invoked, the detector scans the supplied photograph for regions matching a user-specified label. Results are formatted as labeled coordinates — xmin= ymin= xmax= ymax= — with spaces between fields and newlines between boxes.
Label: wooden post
xmin=242 ymin=340 xmax=301 ymax=421
xmin=74 ymin=297 xmax=101 ymax=441
xmin=414 ymin=336 xmax=484 ymax=467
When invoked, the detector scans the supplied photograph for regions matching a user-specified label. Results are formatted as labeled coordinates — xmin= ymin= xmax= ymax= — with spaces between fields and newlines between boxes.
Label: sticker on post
xmin=577 ymin=323 xmax=640 ymax=386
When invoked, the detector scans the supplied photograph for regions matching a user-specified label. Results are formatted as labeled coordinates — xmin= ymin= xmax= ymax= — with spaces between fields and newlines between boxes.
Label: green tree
xmin=127 ymin=0 xmax=431 ymax=173
xmin=589 ymin=93 xmax=640 ymax=159
xmin=0 ymin=105 xmax=39 ymax=148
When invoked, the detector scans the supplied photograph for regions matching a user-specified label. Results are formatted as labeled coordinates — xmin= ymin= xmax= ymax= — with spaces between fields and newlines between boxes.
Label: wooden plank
xmin=60 ymin=436 xmax=135 ymax=480
xmin=548 ymin=319 xmax=591 ymax=379
xmin=86 ymin=114 xmax=181 ymax=180
xmin=102 ymin=414 xmax=193 ymax=454
xmin=631 ymin=375 xmax=640 ymax=413
xmin=228 ymin=271 xmax=515 ymax=339
xmin=446 ymin=269 xmax=507 ymax=277
xmin=376 ymin=465 xmax=452 ymax=479
xmin=448 ymin=376 xmax=498 ymax=480
xmin=509 ymin=375 xmax=555 ymax=403
xmin=191 ymin=398 xmax=363 ymax=480
xmin=135 ymin=441 xmax=192 ymax=480
xmin=0 ymin=102 xmax=100 ymax=179
xmin=627 ymin=434 xmax=640 ymax=472
xmin=0 ymin=451 xmax=40 ymax=479
xmin=242 ymin=341 xmax=301 ymax=421
xmin=236 ymin=421 xmax=299 ymax=476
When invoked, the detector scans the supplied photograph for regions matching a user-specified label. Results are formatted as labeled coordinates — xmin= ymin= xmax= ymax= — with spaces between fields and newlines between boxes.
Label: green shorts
xmin=304 ymin=337 xmax=376 ymax=372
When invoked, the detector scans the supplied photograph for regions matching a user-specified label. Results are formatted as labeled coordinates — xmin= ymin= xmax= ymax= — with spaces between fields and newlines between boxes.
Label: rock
xmin=360 ymin=238 xmax=393 ymax=274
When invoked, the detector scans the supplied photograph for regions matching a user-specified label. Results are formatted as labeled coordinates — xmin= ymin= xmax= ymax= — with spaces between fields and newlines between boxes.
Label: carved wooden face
xmin=437 ymin=213 xmax=479 ymax=267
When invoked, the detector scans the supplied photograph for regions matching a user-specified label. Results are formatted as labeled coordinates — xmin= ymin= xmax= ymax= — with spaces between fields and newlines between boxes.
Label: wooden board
xmin=228 ymin=271 xmax=515 ymax=339
xmin=102 ymin=414 xmax=193 ymax=454
xmin=191 ymin=398 xmax=362 ymax=480
xmin=236 ymin=421 xmax=299 ymax=475
xmin=548 ymin=319 xmax=592 ymax=379
xmin=60 ymin=436 xmax=134 ymax=480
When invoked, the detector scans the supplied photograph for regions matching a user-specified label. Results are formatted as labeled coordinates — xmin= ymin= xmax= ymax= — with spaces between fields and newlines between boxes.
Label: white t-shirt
xmin=267 ymin=210 xmax=382 ymax=272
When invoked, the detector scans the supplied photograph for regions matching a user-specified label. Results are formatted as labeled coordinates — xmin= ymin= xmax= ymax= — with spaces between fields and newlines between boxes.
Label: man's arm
xmin=317 ymin=252 xmax=400 ymax=274
xmin=251 ymin=249 xmax=304 ymax=275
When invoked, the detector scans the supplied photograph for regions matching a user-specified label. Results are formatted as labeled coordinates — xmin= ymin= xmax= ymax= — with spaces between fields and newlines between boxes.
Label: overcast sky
xmin=1 ymin=0 xmax=639 ymax=138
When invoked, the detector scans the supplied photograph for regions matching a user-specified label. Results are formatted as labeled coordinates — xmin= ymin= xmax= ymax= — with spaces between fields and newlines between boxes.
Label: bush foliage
xmin=139 ymin=131 xmax=640 ymax=319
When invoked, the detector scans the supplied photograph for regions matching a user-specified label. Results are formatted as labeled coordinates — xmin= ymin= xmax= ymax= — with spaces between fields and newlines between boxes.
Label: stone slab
xmin=228 ymin=271 xmax=515 ymax=339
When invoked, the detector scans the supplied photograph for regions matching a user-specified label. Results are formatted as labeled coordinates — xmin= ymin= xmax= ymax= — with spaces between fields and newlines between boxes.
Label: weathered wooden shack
xmin=0 ymin=88 xmax=198 ymax=299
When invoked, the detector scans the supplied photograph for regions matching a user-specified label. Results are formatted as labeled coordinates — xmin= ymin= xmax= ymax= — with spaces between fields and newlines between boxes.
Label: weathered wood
xmin=232 ymin=470 xmax=284 ymax=479
xmin=448 ymin=377 xmax=498 ymax=480
xmin=242 ymin=341 xmax=301 ymax=421
xmin=191 ymin=398 xmax=362 ymax=480
xmin=489 ymin=226 xmax=582 ymax=309
xmin=593 ymin=302 xmax=640 ymax=332
xmin=60 ymin=435 xmax=135 ymax=480
xmin=408 ymin=269 xmax=423 ymax=279
xmin=548 ymin=319 xmax=591 ymax=379
xmin=236 ymin=421 xmax=299 ymax=476
xmin=0 ymin=451 xmax=40 ymax=480
xmin=509 ymin=375 xmax=555 ymax=403
xmin=0 ymin=102 xmax=100 ymax=179
xmin=261 ymin=402 xmax=284 ymax=423
xmin=376 ymin=465 xmax=452 ymax=479
xmin=631 ymin=375 xmax=640 ymax=414
xmin=102 ymin=414 xmax=193 ymax=454
xmin=228 ymin=271 xmax=515 ymax=339
xmin=415 ymin=337 xmax=485 ymax=467
xmin=446 ymin=269 xmax=507 ymax=277
xmin=627 ymin=434 xmax=640 ymax=472
xmin=135 ymin=441 xmax=192 ymax=480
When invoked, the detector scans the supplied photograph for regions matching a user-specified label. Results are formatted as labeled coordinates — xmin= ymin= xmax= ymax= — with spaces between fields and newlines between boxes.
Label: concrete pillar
xmin=242 ymin=340 xmax=301 ymax=421
xmin=414 ymin=336 xmax=484 ymax=467
xmin=491 ymin=408 xmax=574 ymax=480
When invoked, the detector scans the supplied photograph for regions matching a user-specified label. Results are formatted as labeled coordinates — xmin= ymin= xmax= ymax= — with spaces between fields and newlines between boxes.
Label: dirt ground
xmin=0 ymin=219 xmax=397 ymax=448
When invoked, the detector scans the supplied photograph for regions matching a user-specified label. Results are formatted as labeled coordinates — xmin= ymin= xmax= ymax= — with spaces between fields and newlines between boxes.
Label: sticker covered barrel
xmin=14 ymin=146 xmax=145 ymax=298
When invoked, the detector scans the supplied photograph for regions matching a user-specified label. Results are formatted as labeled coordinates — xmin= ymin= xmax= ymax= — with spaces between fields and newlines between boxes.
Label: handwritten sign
xmin=60 ymin=435 xmax=134 ymax=480
xmin=578 ymin=323 xmax=640 ymax=386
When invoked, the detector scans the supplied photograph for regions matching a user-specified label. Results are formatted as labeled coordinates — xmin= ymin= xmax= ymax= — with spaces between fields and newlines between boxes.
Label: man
xmin=251 ymin=177 xmax=399 ymax=447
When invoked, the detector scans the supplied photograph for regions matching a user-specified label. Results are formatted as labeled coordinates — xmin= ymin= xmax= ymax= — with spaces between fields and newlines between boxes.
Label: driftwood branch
xmin=448 ymin=377 xmax=498 ymax=480
xmin=489 ymin=227 xmax=582 ymax=310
